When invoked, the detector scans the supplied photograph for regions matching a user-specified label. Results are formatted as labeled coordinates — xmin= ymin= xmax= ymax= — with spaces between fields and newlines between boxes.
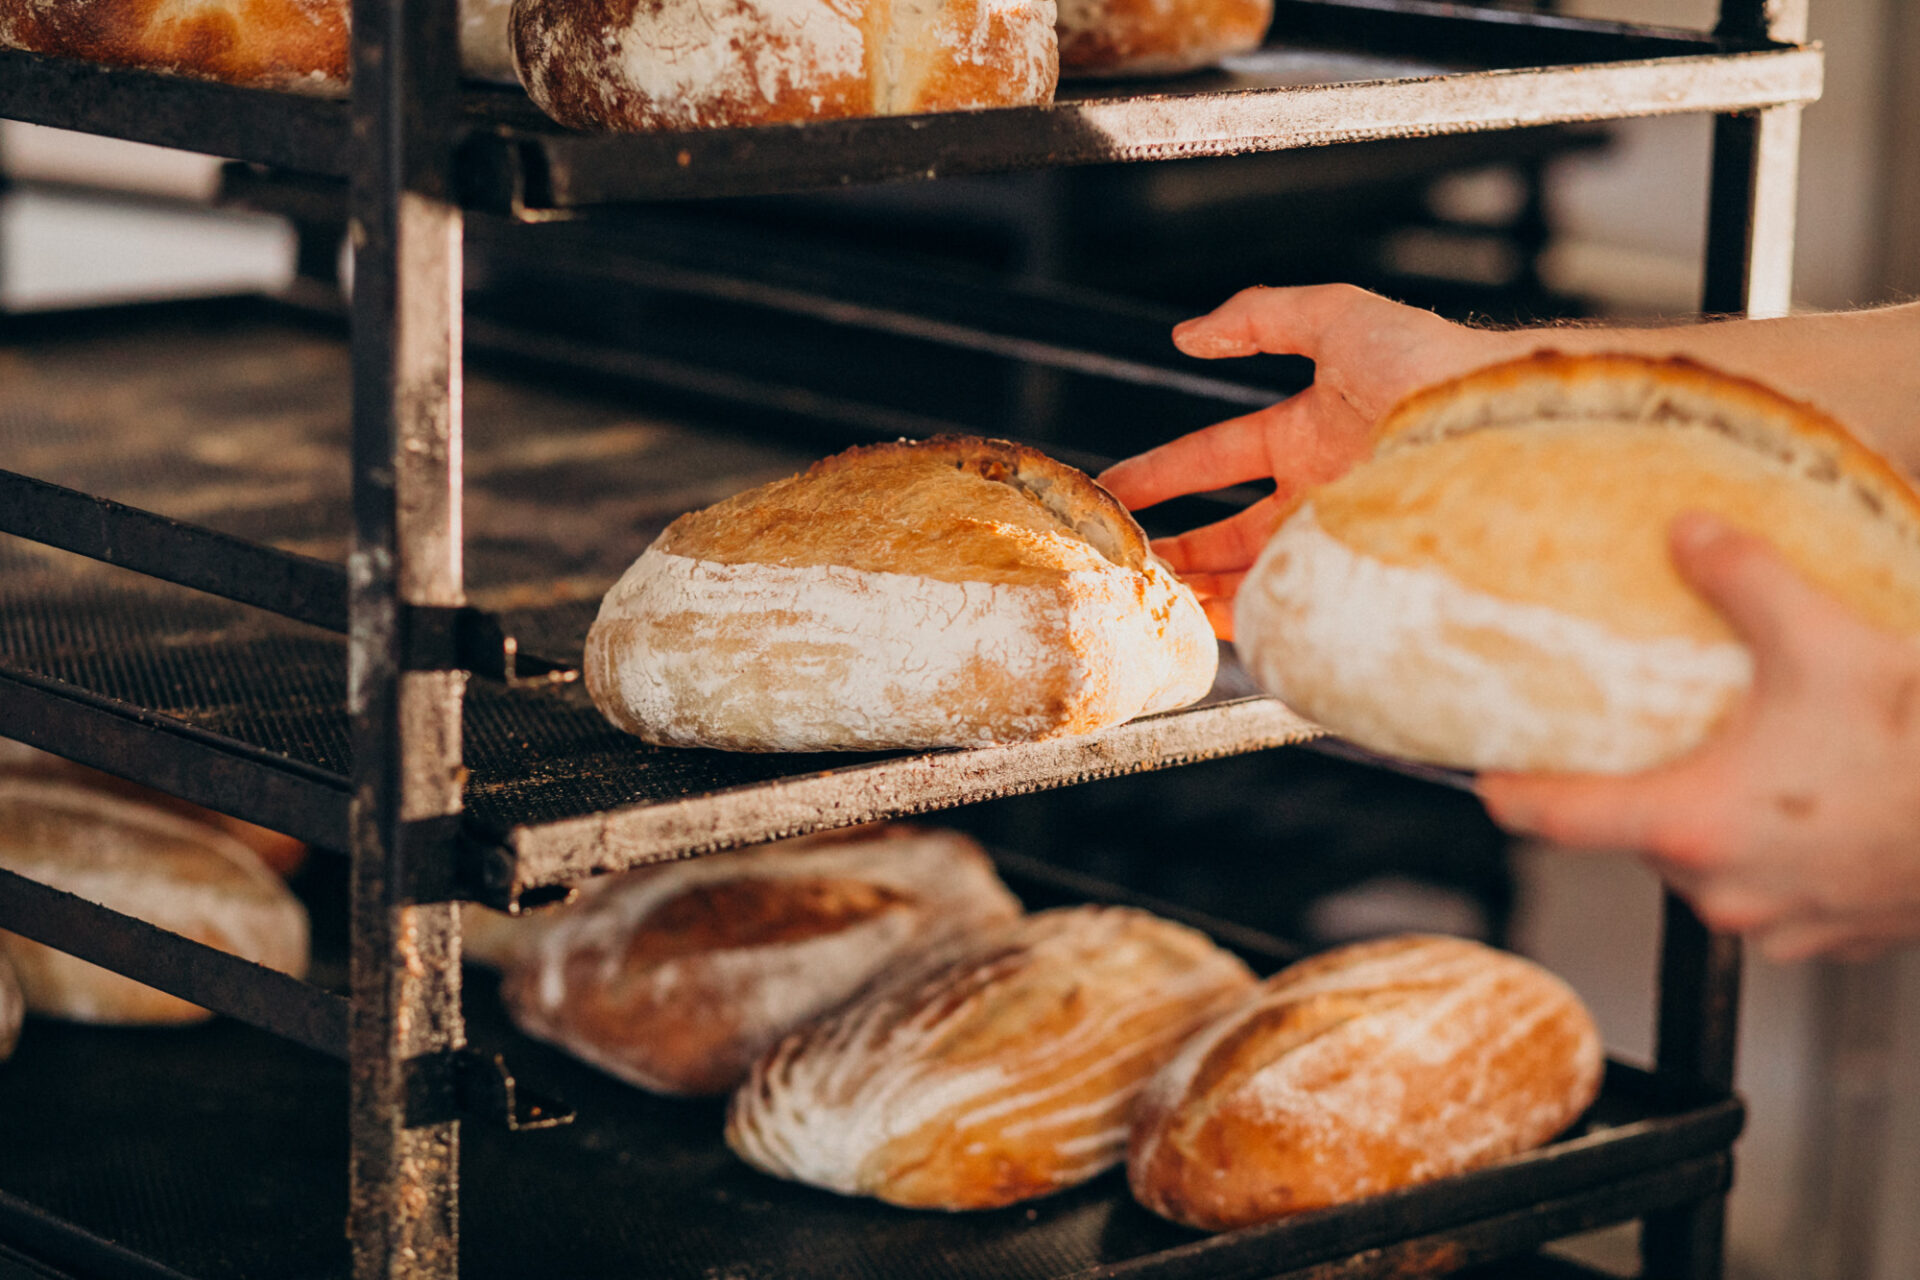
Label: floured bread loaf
xmin=0 ymin=0 xmax=519 ymax=91
xmin=585 ymin=435 xmax=1217 ymax=751
xmin=511 ymin=0 xmax=1058 ymax=132
xmin=500 ymin=825 xmax=1021 ymax=1096
xmin=726 ymin=905 xmax=1255 ymax=1209
xmin=0 ymin=778 xmax=310 ymax=1025
xmin=1235 ymin=353 xmax=1920 ymax=773
xmin=1057 ymin=0 xmax=1269 ymax=77
xmin=1128 ymin=934 xmax=1603 ymax=1231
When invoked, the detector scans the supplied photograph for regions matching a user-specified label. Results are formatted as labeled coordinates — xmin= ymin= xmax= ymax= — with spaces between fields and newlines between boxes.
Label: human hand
xmin=1097 ymin=285 xmax=1524 ymax=636
xmin=1478 ymin=513 xmax=1920 ymax=962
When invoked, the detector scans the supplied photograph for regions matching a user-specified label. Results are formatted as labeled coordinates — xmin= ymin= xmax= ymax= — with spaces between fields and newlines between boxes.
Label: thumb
xmin=1668 ymin=512 xmax=1838 ymax=676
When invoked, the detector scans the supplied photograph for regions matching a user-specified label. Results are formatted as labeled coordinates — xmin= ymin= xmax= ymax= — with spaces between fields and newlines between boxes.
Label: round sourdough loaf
xmin=1127 ymin=934 xmax=1603 ymax=1231
xmin=1056 ymin=0 xmax=1268 ymax=77
xmin=510 ymin=0 xmax=1058 ymax=131
xmin=0 ymin=778 xmax=310 ymax=1025
xmin=499 ymin=825 xmax=1021 ymax=1096
xmin=584 ymin=435 xmax=1217 ymax=751
xmin=725 ymin=904 xmax=1255 ymax=1210
xmin=1234 ymin=353 xmax=1920 ymax=773
xmin=0 ymin=0 xmax=519 ymax=90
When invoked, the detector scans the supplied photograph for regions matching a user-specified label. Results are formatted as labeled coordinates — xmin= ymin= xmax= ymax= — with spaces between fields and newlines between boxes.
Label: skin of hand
xmin=1097 ymin=285 xmax=1530 ymax=637
xmin=1480 ymin=514 xmax=1920 ymax=963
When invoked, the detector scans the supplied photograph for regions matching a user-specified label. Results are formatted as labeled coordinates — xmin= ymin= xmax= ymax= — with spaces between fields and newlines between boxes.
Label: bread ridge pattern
xmin=725 ymin=904 xmax=1256 ymax=1209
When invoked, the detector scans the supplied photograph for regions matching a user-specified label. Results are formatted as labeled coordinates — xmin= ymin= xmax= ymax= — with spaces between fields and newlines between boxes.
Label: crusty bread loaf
xmin=511 ymin=0 xmax=1058 ymax=132
xmin=585 ymin=435 xmax=1217 ymax=751
xmin=1127 ymin=934 xmax=1603 ymax=1231
xmin=1057 ymin=0 xmax=1269 ymax=77
xmin=0 ymin=0 xmax=517 ymax=90
xmin=1234 ymin=353 xmax=1920 ymax=773
xmin=726 ymin=904 xmax=1256 ymax=1209
xmin=500 ymin=825 xmax=1022 ymax=1096
xmin=0 ymin=778 xmax=310 ymax=1025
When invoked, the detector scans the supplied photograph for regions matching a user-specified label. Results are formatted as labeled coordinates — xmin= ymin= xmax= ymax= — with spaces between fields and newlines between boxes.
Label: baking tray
xmin=0 ymin=854 xmax=1739 ymax=1280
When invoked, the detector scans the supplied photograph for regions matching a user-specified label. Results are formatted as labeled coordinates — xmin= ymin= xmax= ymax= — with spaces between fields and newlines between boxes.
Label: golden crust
xmin=1315 ymin=353 xmax=1920 ymax=641
xmin=1057 ymin=0 xmax=1269 ymax=76
xmin=659 ymin=435 xmax=1148 ymax=583
xmin=0 ymin=0 xmax=349 ymax=90
xmin=1127 ymin=935 xmax=1603 ymax=1232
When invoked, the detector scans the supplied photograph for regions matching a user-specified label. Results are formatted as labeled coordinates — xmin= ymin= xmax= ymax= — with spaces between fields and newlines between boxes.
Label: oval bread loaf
xmin=1234 ymin=353 xmax=1920 ymax=773
xmin=1127 ymin=933 xmax=1603 ymax=1231
xmin=500 ymin=825 xmax=1022 ymax=1096
xmin=585 ymin=435 xmax=1217 ymax=751
xmin=725 ymin=904 xmax=1256 ymax=1209
xmin=0 ymin=0 xmax=519 ymax=90
xmin=0 ymin=778 xmax=310 ymax=1026
xmin=511 ymin=0 xmax=1058 ymax=132
xmin=1057 ymin=0 xmax=1269 ymax=78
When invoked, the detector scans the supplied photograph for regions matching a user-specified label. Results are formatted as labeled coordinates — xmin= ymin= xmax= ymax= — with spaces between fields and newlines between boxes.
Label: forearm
xmin=1498 ymin=302 xmax=1920 ymax=474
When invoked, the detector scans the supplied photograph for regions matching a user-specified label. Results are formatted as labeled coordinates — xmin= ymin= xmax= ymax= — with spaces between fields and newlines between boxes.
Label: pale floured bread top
xmin=657 ymin=435 xmax=1149 ymax=585
xmin=1314 ymin=354 xmax=1920 ymax=643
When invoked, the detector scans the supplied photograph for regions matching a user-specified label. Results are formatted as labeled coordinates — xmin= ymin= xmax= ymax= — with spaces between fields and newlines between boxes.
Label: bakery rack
xmin=0 ymin=1 xmax=1807 ymax=1277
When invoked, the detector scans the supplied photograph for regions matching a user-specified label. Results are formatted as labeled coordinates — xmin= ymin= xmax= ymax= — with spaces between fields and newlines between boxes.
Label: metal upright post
xmin=1644 ymin=5 xmax=1809 ymax=1277
xmin=346 ymin=0 xmax=468 ymax=1277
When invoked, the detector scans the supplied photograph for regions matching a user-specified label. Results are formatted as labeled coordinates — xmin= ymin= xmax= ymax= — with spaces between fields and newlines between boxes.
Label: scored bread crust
xmin=585 ymin=435 xmax=1217 ymax=751
xmin=0 ymin=778 xmax=310 ymax=1025
xmin=1235 ymin=353 xmax=1920 ymax=773
xmin=511 ymin=0 xmax=1058 ymax=132
xmin=1127 ymin=934 xmax=1603 ymax=1232
xmin=1056 ymin=0 xmax=1270 ymax=77
xmin=726 ymin=905 xmax=1255 ymax=1210
xmin=498 ymin=825 xmax=1021 ymax=1096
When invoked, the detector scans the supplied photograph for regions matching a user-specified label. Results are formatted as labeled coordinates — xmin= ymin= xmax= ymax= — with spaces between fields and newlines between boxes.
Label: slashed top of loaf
xmin=1313 ymin=354 xmax=1920 ymax=641
xmin=655 ymin=435 xmax=1149 ymax=586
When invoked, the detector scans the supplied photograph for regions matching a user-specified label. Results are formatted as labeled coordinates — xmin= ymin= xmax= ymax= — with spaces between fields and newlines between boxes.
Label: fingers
xmin=1149 ymin=493 xmax=1294 ymax=576
xmin=1098 ymin=400 xmax=1294 ymax=512
xmin=1201 ymin=595 xmax=1235 ymax=641
xmin=1477 ymin=770 xmax=1672 ymax=852
xmin=1669 ymin=513 xmax=1845 ymax=679
xmin=1166 ymin=569 xmax=1246 ymax=602
xmin=1170 ymin=284 xmax=1372 ymax=360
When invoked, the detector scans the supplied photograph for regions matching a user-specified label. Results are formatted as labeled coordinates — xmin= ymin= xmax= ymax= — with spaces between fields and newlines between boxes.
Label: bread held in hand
xmin=499 ymin=825 xmax=1021 ymax=1096
xmin=725 ymin=904 xmax=1256 ymax=1209
xmin=585 ymin=435 xmax=1217 ymax=751
xmin=1234 ymin=353 xmax=1920 ymax=773
xmin=1127 ymin=934 xmax=1604 ymax=1231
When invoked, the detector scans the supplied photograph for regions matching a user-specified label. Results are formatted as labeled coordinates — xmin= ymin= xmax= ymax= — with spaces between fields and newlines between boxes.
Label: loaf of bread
xmin=585 ymin=436 xmax=1217 ymax=751
xmin=0 ymin=951 xmax=20 ymax=1062
xmin=1234 ymin=353 xmax=1920 ymax=773
xmin=0 ymin=778 xmax=310 ymax=1025
xmin=1128 ymin=934 xmax=1603 ymax=1231
xmin=726 ymin=905 xmax=1255 ymax=1209
xmin=500 ymin=825 xmax=1022 ymax=1096
xmin=511 ymin=0 xmax=1058 ymax=132
xmin=1057 ymin=0 xmax=1269 ymax=77
xmin=0 ymin=0 xmax=518 ymax=90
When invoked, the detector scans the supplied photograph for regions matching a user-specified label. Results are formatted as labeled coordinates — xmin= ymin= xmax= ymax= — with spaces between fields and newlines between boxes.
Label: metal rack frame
xmin=0 ymin=0 xmax=1810 ymax=1276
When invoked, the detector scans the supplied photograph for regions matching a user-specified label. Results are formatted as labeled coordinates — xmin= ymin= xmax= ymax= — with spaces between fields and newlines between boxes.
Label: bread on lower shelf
xmin=585 ymin=435 xmax=1217 ymax=751
xmin=0 ymin=777 xmax=310 ymax=1026
xmin=725 ymin=904 xmax=1256 ymax=1209
xmin=497 ymin=825 xmax=1022 ymax=1096
xmin=1127 ymin=933 xmax=1604 ymax=1231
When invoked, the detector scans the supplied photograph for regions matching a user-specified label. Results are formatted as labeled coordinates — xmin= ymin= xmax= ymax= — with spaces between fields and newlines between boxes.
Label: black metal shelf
xmin=0 ymin=1 xmax=1818 ymax=213
xmin=0 ymin=856 xmax=1741 ymax=1280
